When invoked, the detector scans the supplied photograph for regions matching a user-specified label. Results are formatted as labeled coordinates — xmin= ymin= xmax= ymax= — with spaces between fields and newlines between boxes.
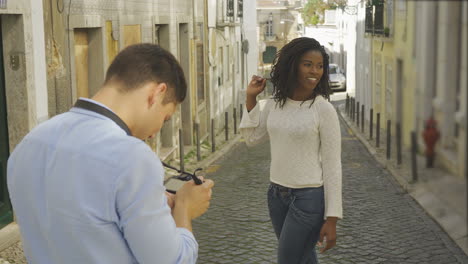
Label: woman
xmin=239 ymin=37 xmax=342 ymax=264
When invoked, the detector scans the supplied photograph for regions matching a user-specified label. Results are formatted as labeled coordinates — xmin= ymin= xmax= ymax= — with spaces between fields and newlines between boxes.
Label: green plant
xmin=302 ymin=0 xmax=353 ymax=26
xmin=302 ymin=0 xmax=329 ymax=26
xmin=371 ymin=0 xmax=384 ymax=6
xmin=384 ymin=27 xmax=390 ymax=36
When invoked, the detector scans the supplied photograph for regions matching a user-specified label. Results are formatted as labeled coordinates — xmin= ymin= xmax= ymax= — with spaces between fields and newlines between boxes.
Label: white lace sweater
xmin=239 ymin=96 xmax=343 ymax=219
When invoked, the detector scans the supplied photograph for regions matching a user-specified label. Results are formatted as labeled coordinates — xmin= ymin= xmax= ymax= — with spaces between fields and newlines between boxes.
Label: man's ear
xmin=148 ymin=82 xmax=167 ymax=107
xmin=155 ymin=82 xmax=168 ymax=95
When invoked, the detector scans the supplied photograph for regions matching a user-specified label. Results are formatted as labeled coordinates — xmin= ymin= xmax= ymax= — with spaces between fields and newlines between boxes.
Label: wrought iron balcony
xmin=365 ymin=1 xmax=387 ymax=37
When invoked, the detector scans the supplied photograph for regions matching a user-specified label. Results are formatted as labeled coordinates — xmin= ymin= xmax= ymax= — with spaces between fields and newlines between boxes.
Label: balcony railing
xmin=365 ymin=5 xmax=373 ymax=33
xmin=365 ymin=2 xmax=388 ymax=37
xmin=374 ymin=3 xmax=384 ymax=35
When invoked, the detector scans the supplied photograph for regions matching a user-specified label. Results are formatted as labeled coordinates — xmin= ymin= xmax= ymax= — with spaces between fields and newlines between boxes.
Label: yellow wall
xmin=393 ymin=1 xmax=417 ymax=148
xmin=372 ymin=39 xmax=394 ymax=131
xmin=74 ymin=29 xmax=89 ymax=98
xmin=371 ymin=1 xmax=418 ymax=149
xmin=106 ymin=21 xmax=119 ymax=66
xmin=123 ymin=25 xmax=142 ymax=48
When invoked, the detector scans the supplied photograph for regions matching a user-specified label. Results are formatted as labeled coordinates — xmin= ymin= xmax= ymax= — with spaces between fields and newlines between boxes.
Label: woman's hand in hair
xmin=246 ymin=75 xmax=267 ymax=98
xmin=246 ymin=75 xmax=267 ymax=111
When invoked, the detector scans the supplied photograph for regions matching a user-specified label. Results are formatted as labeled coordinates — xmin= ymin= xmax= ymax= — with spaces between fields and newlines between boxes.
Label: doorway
xmin=0 ymin=17 xmax=13 ymax=228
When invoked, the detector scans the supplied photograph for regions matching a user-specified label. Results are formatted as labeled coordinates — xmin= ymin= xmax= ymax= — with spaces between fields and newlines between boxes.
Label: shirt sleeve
xmin=318 ymin=102 xmax=343 ymax=219
xmin=115 ymin=143 xmax=198 ymax=264
xmin=239 ymin=99 xmax=272 ymax=147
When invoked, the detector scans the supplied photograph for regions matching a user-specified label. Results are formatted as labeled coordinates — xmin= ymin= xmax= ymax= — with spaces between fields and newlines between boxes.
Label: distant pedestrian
xmin=240 ymin=37 xmax=342 ymax=264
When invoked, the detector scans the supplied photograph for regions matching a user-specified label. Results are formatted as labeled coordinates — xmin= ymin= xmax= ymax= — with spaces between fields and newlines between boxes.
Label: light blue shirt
xmin=7 ymin=99 xmax=198 ymax=264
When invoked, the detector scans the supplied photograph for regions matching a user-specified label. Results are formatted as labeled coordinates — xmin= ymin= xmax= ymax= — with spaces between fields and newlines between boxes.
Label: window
xmin=397 ymin=0 xmax=406 ymax=13
xmin=266 ymin=13 xmax=273 ymax=37
xmin=385 ymin=64 xmax=393 ymax=120
xmin=375 ymin=59 xmax=382 ymax=107
xmin=263 ymin=46 xmax=277 ymax=64
xmin=238 ymin=0 xmax=243 ymax=17
xmin=365 ymin=5 xmax=373 ymax=33
xmin=226 ymin=45 xmax=230 ymax=81
xmin=365 ymin=0 xmax=392 ymax=36
xmin=374 ymin=3 xmax=384 ymax=34
xmin=218 ymin=47 xmax=223 ymax=85
xmin=196 ymin=43 xmax=205 ymax=104
xmin=236 ymin=41 xmax=240 ymax=73
xmin=227 ymin=0 xmax=234 ymax=17
xmin=386 ymin=0 xmax=393 ymax=32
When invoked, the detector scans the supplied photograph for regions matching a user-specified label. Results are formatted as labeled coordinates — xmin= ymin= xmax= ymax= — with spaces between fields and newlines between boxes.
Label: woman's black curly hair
xmin=270 ymin=37 xmax=331 ymax=108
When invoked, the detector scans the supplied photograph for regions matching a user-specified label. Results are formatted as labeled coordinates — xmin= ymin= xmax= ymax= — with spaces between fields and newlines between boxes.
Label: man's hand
xmin=175 ymin=177 xmax=214 ymax=219
xmin=171 ymin=177 xmax=214 ymax=232
xmin=165 ymin=191 xmax=175 ymax=210
xmin=318 ymin=217 xmax=337 ymax=253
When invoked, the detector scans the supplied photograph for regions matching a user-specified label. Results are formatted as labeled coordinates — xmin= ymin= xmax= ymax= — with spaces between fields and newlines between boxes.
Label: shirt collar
xmin=78 ymin=97 xmax=115 ymax=113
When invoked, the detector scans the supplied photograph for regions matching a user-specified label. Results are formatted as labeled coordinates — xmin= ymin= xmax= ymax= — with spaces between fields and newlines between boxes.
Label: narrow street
xmin=193 ymin=103 xmax=468 ymax=264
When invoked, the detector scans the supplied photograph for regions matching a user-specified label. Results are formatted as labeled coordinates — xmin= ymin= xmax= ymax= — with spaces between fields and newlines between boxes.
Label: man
xmin=7 ymin=43 xmax=214 ymax=263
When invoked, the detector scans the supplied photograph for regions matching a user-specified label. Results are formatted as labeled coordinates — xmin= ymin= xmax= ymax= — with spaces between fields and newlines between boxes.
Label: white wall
xmin=207 ymin=0 xmax=244 ymax=120
xmin=304 ymin=1 xmax=358 ymax=100
xmin=244 ymin=0 xmax=258 ymax=82
xmin=355 ymin=0 xmax=372 ymax=109
xmin=1 ymin=0 xmax=48 ymax=148
xmin=29 ymin=0 xmax=48 ymax=124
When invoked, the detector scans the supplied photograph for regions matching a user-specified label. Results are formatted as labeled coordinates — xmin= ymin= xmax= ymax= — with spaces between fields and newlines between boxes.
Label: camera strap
xmin=73 ymin=99 xmax=178 ymax=170
xmin=74 ymin=99 xmax=132 ymax=136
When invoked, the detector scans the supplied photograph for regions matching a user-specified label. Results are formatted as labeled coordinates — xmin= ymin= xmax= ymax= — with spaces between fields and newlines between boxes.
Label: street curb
xmin=336 ymin=104 xmax=468 ymax=257
xmin=196 ymin=134 xmax=243 ymax=170
xmin=336 ymin=108 xmax=413 ymax=192
xmin=0 ymin=224 xmax=20 ymax=253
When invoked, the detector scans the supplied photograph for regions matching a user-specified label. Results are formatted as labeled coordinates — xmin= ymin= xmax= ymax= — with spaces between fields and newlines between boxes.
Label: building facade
xmin=304 ymin=2 xmax=358 ymax=97
xmin=361 ymin=0 xmax=467 ymax=178
xmin=257 ymin=0 xmax=305 ymax=72
xmin=1 ymin=0 xmax=48 ymax=231
xmin=355 ymin=0 xmax=372 ymax=117
xmin=0 ymin=0 xmax=256 ymax=250
xmin=413 ymin=0 xmax=467 ymax=178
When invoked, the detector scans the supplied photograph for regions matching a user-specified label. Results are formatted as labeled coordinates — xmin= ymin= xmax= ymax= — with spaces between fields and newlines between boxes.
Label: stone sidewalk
xmin=336 ymin=100 xmax=468 ymax=256
xmin=193 ymin=110 xmax=468 ymax=263
xmin=2 ymin=100 xmax=468 ymax=263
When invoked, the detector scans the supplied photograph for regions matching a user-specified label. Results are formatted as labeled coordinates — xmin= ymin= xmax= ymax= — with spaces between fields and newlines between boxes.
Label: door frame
xmin=0 ymin=16 xmax=14 ymax=229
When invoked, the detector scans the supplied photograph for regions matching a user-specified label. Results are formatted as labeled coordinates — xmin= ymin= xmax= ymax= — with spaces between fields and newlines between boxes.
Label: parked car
xmin=329 ymin=64 xmax=346 ymax=91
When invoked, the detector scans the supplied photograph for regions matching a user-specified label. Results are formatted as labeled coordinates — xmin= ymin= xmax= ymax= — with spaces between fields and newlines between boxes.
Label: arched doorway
xmin=262 ymin=46 xmax=277 ymax=64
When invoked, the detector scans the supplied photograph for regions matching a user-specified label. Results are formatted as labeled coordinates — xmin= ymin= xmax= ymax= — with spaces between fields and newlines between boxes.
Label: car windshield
xmin=329 ymin=66 xmax=338 ymax=74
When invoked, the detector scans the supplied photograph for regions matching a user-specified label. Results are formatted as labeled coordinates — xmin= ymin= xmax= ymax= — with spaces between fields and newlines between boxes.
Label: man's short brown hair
xmin=104 ymin=43 xmax=187 ymax=103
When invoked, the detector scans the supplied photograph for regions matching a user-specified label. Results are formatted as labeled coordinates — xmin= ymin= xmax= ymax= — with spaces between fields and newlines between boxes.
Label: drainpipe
xmin=204 ymin=0 xmax=212 ymax=123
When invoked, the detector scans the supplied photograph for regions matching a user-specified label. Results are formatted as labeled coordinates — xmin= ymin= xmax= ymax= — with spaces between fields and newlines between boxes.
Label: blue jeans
xmin=267 ymin=183 xmax=325 ymax=264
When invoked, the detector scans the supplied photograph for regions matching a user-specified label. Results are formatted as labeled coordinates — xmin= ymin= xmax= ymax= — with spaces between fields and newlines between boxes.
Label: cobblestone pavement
xmin=193 ymin=112 xmax=468 ymax=264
